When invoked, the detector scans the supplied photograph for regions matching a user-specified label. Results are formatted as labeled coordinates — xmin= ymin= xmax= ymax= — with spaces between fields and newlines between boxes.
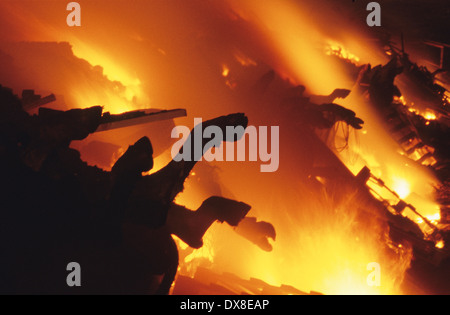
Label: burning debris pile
xmin=1 ymin=46 xmax=450 ymax=294
xmin=167 ymin=38 xmax=450 ymax=294
xmin=1 ymin=0 xmax=450 ymax=296
xmin=320 ymin=39 xmax=450 ymax=292
xmin=0 ymin=84 xmax=281 ymax=294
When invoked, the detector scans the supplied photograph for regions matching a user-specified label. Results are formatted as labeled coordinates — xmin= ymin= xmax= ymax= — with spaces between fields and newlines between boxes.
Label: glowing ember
xmin=396 ymin=96 xmax=407 ymax=106
xmin=436 ymin=240 xmax=445 ymax=249
xmin=423 ymin=111 xmax=437 ymax=121
xmin=404 ymin=103 xmax=437 ymax=121
xmin=416 ymin=213 xmax=441 ymax=225
xmin=222 ymin=64 xmax=230 ymax=77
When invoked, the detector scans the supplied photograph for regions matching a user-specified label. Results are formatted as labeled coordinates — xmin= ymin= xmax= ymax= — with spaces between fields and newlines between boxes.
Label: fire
xmin=408 ymin=107 xmax=437 ymax=121
xmin=392 ymin=177 xmax=411 ymax=199
xmin=325 ymin=41 xmax=361 ymax=64
xmin=223 ymin=0 xmax=444 ymax=295
xmin=334 ymin=88 xmax=441 ymax=232
xmin=2 ymin=0 xmax=447 ymax=295
xmin=69 ymin=40 xmax=148 ymax=113
xmin=222 ymin=64 xmax=230 ymax=77
xmin=180 ymin=0 xmax=426 ymax=294
xmin=423 ymin=111 xmax=437 ymax=121
xmin=174 ymin=234 xmax=216 ymax=278
xmin=0 ymin=1 xmax=149 ymax=114
xmin=444 ymin=91 xmax=450 ymax=103
xmin=172 ymin=182 xmax=220 ymax=279
xmin=416 ymin=213 xmax=441 ymax=225
xmin=221 ymin=65 xmax=237 ymax=89
xmin=397 ymin=96 xmax=407 ymax=106
xmin=227 ymin=0 xmax=351 ymax=94
xmin=191 ymin=189 xmax=414 ymax=295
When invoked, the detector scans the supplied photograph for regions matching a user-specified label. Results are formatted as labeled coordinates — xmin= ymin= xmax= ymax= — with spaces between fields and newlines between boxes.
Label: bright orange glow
xmin=227 ymin=0 xmax=351 ymax=94
xmin=173 ymin=171 xmax=413 ymax=295
xmin=166 ymin=1 xmax=431 ymax=294
xmin=222 ymin=64 xmax=230 ymax=77
xmin=423 ymin=111 xmax=437 ymax=121
xmin=68 ymin=39 xmax=149 ymax=113
xmin=222 ymin=65 xmax=230 ymax=77
xmin=2 ymin=0 xmax=445 ymax=296
xmin=184 ymin=192 xmax=412 ymax=295
xmin=392 ymin=177 xmax=411 ymax=199
xmin=335 ymin=90 xmax=441 ymax=229
xmin=397 ymin=96 xmax=407 ymax=105
xmin=444 ymin=91 xmax=450 ymax=103
xmin=174 ymin=234 xmax=216 ymax=278
xmin=0 ymin=2 xmax=150 ymax=114
xmin=416 ymin=213 xmax=441 ymax=225
xmin=405 ymin=104 xmax=437 ymax=121
xmin=325 ymin=41 xmax=361 ymax=64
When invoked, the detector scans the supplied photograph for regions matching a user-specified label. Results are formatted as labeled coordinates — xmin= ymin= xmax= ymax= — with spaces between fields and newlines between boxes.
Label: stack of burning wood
xmin=0 ymin=85 xmax=280 ymax=294
xmin=1 ymin=38 xmax=450 ymax=294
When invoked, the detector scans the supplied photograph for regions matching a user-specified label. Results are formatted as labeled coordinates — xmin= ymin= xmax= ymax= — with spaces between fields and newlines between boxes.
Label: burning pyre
xmin=0 ymin=0 xmax=450 ymax=295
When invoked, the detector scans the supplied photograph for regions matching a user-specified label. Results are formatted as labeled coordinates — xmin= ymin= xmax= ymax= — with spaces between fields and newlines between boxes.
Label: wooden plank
xmin=95 ymin=108 xmax=187 ymax=132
